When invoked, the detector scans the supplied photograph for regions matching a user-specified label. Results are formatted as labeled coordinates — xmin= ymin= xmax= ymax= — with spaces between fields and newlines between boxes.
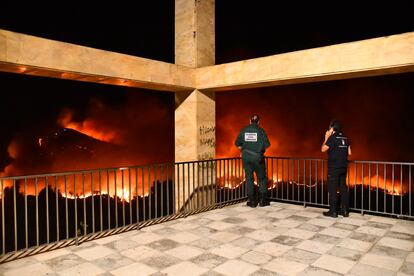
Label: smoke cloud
xmin=217 ymin=73 xmax=414 ymax=162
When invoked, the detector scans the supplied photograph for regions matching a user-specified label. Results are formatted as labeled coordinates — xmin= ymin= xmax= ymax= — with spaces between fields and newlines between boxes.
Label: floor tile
xmin=364 ymin=221 xmax=394 ymax=229
xmin=58 ymin=262 xmax=105 ymax=276
xmin=283 ymin=227 xmax=316 ymax=239
xmin=161 ymin=261 xmax=208 ymax=276
xmin=169 ymin=231 xmax=201 ymax=243
xmin=307 ymin=218 xmax=336 ymax=227
xmin=209 ymin=231 xmax=241 ymax=243
xmin=213 ymin=259 xmax=259 ymax=276
xmin=129 ymin=231 xmax=163 ymax=244
xmin=348 ymin=232 xmax=379 ymax=243
xmin=74 ymin=245 xmax=116 ymax=261
xmin=369 ymin=244 xmax=409 ymax=259
xmin=110 ymin=262 xmax=157 ymax=276
xmin=349 ymin=263 xmax=395 ymax=276
xmin=297 ymin=266 xmax=341 ymax=276
xmin=147 ymin=238 xmax=180 ymax=251
xmin=209 ymin=244 xmax=249 ymax=259
xmin=271 ymin=235 xmax=303 ymax=246
xmin=245 ymin=229 xmax=279 ymax=241
xmin=312 ymin=254 xmax=356 ymax=274
xmin=191 ymin=252 xmax=228 ymax=269
xmin=92 ymin=253 xmax=134 ymax=271
xmin=253 ymin=241 xmax=292 ymax=257
xmin=191 ymin=238 xmax=224 ymax=250
xmin=360 ymin=253 xmax=404 ymax=271
xmin=391 ymin=222 xmax=414 ymax=235
xmin=332 ymin=222 xmax=358 ymax=231
xmin=3 ymin=263 xmax=53 ymax=276
xmin=377 ymin=236 xmax=414 ymax=251
xmin=44 ymin=254 xmax=85 ymax=272
xmin=385 ymin=231 xmax=414 ymax=241
xmin=263 ymin=257 xmax=308 ymax=275
xmin=240 ymin=250 xmax=272 ymax=265
xmin=337 ymin=238 xmax=373 ymax=252
xmin=32 ymin=248 xmax=72 ymax=261
xmin=120 ymin=245 xmax=161 ymax=260
xmin=327 ymin=246 xmax=362 ymax=261
xmin=296 ymin=240 xmax=334 ymax=254
xmin=399 ymin=261 xmax=414 ymax=275
xmin=166 ymin=245 xmax=204 ymax=260
xmin=355 ymin=226 xmax=387 ymax=236
xmin=140 ymin=254 xmax=181 ymax=270
xmin=406 ymin=252 xmax=414 ymax=263
xmin=368 ymin=215 xmax=398 ymax=225
xmin=338 ymin=217 xmax=367 ymax=226
xmin=230 ymin=237 xmax=259 ymax=249
xmin=106 ymin=238 xmax=139 ymax=251
xmin=311 ymin=234 xmax=342 ymax=245
xmin=283 ymin=248 xmax=321 ymax=265
xmin=207 ymin=221 xmax=235 ymax=231
xmin=319 ymin=226 xmax=352 ymax=238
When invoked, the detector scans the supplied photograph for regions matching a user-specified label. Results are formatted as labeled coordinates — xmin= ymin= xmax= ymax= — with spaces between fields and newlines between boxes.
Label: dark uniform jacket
xmin=235 ymin=123 xmax=270 ymax=156
xmin=326 ymin=131 xmax=350 ymax=169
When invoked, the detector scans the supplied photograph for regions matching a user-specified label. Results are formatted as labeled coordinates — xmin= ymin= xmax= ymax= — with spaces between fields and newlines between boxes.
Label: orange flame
xmin=58 ymin=109 xmax=120 ymax=144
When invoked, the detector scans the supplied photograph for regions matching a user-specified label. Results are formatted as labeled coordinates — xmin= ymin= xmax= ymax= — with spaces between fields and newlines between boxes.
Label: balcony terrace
xmin=1 ymin=200 xmax=413 ymax=276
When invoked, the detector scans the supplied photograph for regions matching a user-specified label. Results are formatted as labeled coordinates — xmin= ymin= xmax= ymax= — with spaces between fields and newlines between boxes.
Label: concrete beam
xmin=196 ymin=32 xmax=414 ymax=91
xmin=0 ymin=29 xmax=195 ymax=92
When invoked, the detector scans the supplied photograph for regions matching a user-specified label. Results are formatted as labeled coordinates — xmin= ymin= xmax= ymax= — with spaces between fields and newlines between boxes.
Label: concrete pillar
xmin=175 ymin=0 xmax=216 ymax=211
xmin=175 ymin=0 xmax=215 ymax=163
xmin=175 ymin=0 xmax=215 ymax=68
xmin=175 ymin=89 xmax=215 ymax=162
xmin=174 ymin=90 xmax=216 ymax=212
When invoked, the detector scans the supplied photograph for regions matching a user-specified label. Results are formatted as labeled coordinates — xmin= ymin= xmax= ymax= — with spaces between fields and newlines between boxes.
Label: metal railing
xmin=0 ymin=158 xmax=246 ymax=263
xmin=265 ymin=157 xmax=414 ymax=218
xmin=0 ymin=157 xmax=413 ymax=263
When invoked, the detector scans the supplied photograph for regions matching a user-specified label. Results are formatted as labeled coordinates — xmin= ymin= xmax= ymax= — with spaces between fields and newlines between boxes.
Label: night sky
xmin=0 ymin=1 xmax=414 ymax=175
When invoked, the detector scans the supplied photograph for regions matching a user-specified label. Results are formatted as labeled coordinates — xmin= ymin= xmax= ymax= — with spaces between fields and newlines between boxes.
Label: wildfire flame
xmin=58 ymin=109 xmax=120 ymax=144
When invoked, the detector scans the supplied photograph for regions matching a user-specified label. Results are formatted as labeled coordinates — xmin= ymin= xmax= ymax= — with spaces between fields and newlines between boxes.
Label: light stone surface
xmin=1 ymin=29 xmax=413 ymax=94
xmin=196 ymin=32 xmax=414 ymax=91
xmin=174 ymin=89 xmax=215 ymax=212
xmin=312 ymin=254 xmax=356 ymax=274
xmin=175 ymin=0 xmax=215 ymax=68
xmin=0 ymin=30 xmax=195 ymax=91
xmin=360 ymin=253 xmax=404 ymax=271
xmin=263 ymin=258 xmax=308 ymax=275
xmin=1 ymin=202 xmax=414 ymax=275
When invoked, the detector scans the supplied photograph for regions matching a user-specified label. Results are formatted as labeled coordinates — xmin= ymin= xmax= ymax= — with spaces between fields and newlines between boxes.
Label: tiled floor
xmin=1 ymin=202 xmax=414 ymax=275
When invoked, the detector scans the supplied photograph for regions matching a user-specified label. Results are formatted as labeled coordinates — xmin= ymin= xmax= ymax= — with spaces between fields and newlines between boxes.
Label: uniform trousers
xmin=328 ymin=167 xmax=349 ymax=211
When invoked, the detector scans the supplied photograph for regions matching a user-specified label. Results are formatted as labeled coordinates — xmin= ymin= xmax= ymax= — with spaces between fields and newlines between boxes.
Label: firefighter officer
xmin=235 ymin=114 xmax=271 ymax=207
xmin=321 ymin=119 xmax=352 ymax=217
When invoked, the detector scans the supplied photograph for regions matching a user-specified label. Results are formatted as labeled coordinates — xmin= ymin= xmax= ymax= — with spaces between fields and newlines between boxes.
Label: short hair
xmin=250 ymin=114 xmax=260 ymax=124
xmin=329 ymin=119 xmax=342 ymax=131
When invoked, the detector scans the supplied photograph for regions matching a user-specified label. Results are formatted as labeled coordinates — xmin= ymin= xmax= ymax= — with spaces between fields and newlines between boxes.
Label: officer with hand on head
xmin=321 ymin=119 xmax=352 ymax=217
xmin=235 ymin=114 xmax=271 ymax=207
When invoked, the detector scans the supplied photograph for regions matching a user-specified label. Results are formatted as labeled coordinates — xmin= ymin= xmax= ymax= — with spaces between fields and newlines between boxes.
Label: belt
xmin=243 ymin=149 xmax=261 ymax=156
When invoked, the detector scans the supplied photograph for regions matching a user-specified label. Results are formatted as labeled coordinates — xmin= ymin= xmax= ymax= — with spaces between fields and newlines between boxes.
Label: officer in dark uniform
xmin=235 ymin=114 xmax=271 ymax=207
xmin=321 ymin=119 xmax=352 ymax=217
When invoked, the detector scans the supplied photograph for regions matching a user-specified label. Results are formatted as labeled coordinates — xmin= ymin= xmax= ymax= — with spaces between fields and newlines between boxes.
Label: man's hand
xmin=325 ymin=129 xmax=333 ymax=141
xmin=321 ymin=128 xmax=333 ymax=153
xmin=238 ymin=146 xmax=242 ymax=157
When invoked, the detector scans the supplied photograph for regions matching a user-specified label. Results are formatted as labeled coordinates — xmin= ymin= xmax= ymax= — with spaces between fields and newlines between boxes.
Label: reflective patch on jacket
xmin=245 ymin=132 xmax=258 ymax=142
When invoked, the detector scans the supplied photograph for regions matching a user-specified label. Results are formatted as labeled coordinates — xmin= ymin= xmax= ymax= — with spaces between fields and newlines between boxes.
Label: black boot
xmin=339 ymin=208 xmax=349 ymax=217
xmin=247 ymin=194 xmax=258 ymax=208
xmin=259 ymin=192 xmax=270 ymax=207
xmin=323 ymin=209 xmax=338 ymax=218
